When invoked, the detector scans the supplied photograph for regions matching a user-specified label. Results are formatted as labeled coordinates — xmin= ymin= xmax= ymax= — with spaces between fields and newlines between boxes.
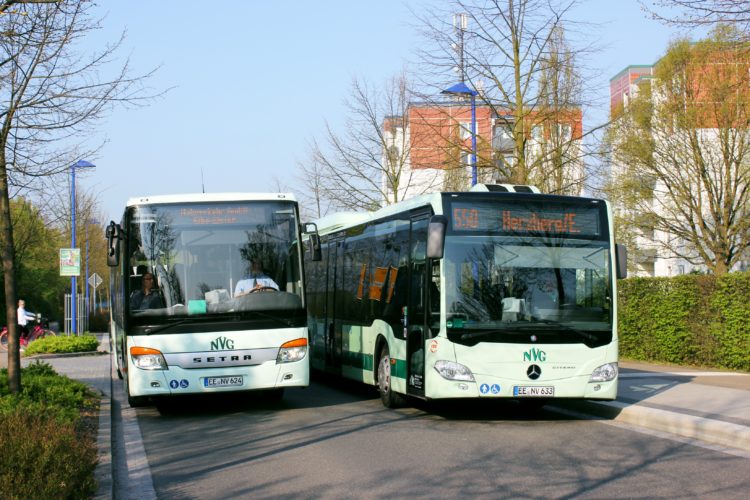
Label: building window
xmin=555 ymin=123 xmax=572 ymax=142
xmin=460 ymin=122 xmax=471 ymax=140
xmin=492 ymin=121 xmax=514 ymax=153
xmin=531 ymin=125 xmax=543 ymax=141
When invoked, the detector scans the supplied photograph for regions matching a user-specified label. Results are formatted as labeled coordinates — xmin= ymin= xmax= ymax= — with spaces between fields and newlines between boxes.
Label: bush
xmin=619 ymin=271 xmax=750 ymax=370
xmin=23 ymin=334 xmax=99 ymax=356
xmin=0 ymin=362 xmax=98 ymax=498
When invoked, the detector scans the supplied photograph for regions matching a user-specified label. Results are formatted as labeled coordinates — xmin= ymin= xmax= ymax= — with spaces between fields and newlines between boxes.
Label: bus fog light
xmin=130 ymin=347 xmax=167 ymax=370
xmin=277 ymin=338 xmax=308 ymax=364
xmin=457 ymin=383 xmax=469 ymax=391
xmin=589 ymin=362 xmax=618 ymax=382
xmin=434 ymin=360 xmax=475 ymax=381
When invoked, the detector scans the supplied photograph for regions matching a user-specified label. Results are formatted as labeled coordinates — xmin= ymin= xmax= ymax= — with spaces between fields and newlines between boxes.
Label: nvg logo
xmin=523 ymin=348 xmax=546 ymax=362
xmin=210 ymin=336 xmax=235 ymax=351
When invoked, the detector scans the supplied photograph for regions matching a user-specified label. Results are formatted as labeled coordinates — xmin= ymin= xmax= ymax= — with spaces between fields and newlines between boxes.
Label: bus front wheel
xmin=377 ymin=345 xmax=406 ymax=408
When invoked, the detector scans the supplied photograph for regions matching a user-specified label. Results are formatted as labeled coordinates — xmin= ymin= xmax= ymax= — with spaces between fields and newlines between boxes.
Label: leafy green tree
xmin=0 ymin=197 xmax=68 ymax=326
xmin=606 ymin=28 xmax=750 ymax=275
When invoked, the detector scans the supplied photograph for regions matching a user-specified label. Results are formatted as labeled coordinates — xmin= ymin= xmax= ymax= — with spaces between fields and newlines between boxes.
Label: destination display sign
xmin=132 ymin=202 xmax=295 ymax=227
xmin=449 ymin=201 xmax=603 ymax=237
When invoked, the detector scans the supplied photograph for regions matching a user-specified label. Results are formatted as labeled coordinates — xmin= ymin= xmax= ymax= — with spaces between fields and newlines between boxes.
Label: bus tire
xmin=377 ymin=345 xmax=406 ymax=408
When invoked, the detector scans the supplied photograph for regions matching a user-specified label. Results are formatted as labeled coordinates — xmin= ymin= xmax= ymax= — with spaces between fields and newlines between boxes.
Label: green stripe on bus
xmin=391 ymin=358 xmax=407 ymax=379
xmin=342 ymin=351 xmax=374 ymax=371
xmin=341 ymin=351 xmax=406 ymax=379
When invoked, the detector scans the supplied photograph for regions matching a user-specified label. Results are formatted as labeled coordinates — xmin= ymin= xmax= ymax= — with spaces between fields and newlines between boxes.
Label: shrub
xmin=0 ymin=362 xmax=99 ymax=499
xmin=24 ymin=334 xmax=99 ymax=356
xmin=0 ymin=406 xmax=97 ymax=499
xmin=619 ymin=271 xmax=750 ymax=370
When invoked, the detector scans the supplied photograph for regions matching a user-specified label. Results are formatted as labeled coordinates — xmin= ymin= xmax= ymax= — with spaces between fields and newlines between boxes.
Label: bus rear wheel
xmin=377 ymin=345 xmax=406 ymax=408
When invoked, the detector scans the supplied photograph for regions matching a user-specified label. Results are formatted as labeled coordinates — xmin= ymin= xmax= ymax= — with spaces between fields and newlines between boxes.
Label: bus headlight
xmin=434 ymin=360 xmax=475 ymax=381
xmin=130 ymin=346 xmax=167 ymax=370
xmin=277 ymin=338 xmax=308 ymax=363
xmin=589 ymin=362 xmax=618 ymax=382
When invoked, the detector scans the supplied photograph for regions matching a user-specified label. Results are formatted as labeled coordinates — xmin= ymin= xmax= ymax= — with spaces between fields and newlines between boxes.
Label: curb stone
xmin=549 ymin=399 xmax=750 ymax=453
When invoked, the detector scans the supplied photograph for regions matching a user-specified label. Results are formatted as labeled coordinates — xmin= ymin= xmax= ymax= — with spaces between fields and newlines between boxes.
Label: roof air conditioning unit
xmin=469 ymin=183 xmax=541 ymax=193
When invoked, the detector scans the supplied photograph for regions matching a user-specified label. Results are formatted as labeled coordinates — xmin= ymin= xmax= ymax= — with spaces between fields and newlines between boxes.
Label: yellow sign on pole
xmin=59 ymin=248 xmax=81 ymax=276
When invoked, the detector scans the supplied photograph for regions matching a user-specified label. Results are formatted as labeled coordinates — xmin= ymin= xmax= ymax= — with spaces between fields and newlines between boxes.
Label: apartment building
xmin=608 ymin=41 xmax=750 ymax=277
xmin=382 ymin=98 xmax=584 ymax=204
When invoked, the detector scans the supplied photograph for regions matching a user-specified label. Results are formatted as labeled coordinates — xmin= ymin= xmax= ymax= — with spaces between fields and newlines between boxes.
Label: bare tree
xmin=0 ymin=1 xmax=158 ymax=393
xmin=297 ymin=71 xmax=440 ymax=214
xmin=643 ymin=1 xmax=750 ymax=35
xmin=414 ymin=0 xmax=604 ymax=193
xmin=295 ymin=154 xmax=332 ymax=220
xmin=605 ymin=30 xmax=750 ymax=275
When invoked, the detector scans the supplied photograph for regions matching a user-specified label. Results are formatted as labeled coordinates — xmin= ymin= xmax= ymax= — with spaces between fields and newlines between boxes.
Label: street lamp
xmin=442 ymin=82 xmax=478 ymax=186
xmin=70 ymin=160 xmax=95 ymax=335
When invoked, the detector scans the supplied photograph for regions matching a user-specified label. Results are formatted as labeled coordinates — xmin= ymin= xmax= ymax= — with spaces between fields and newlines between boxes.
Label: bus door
xmin=325 ymin=235 xmax=345 ymax=370
xmin=406 ymin=215 xmax=429 ymax=396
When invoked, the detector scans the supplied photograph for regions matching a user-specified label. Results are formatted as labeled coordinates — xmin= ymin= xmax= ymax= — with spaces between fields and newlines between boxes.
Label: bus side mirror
xmin=616 ymin=243 xmax=627 ymax=279
xmin=427 ymin=215 xmax=447 ymax=259
xmin=303 ymin=222 xmax=322 ymax=262
xmin=106 ymin=221 xmax=122 ymax=267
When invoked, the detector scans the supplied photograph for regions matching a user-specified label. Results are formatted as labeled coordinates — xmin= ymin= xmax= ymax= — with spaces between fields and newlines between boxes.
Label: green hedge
xmin=0 ymin=362 xmax=98 ymax=499
xmin=618 ymin=272 xmax=750 ymax=371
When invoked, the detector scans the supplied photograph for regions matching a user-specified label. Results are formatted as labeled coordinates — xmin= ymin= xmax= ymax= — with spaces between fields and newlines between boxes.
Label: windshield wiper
xmin=531 ymin=319 xmax=598 ymax=343
xmin=459 ymin=321 xmax=600 ymax=343
xmin=459 ymin=323 xmax=538 ymax=341
xmin=143 ymin=318 xmax=193 ymax=335
xmin=248 ymin=310 xmax=295 ymax=327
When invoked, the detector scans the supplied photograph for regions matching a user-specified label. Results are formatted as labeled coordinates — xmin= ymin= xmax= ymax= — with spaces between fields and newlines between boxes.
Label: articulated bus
xmin=304 ymin=184 xmax=627 ymax=408
xmin=107 ymin=193 xmax=313 ymax=407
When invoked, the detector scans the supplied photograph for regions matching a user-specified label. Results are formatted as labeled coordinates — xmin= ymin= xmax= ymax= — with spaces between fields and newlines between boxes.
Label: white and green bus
xmin=304 ymin=184 xmax=627 ymax=408
xmin=107 ymin=193 xmax=315 ymax=407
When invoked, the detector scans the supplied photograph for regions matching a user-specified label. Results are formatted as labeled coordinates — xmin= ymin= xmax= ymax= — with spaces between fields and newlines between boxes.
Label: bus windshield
xmin=443 ymin=235 xmax=613 ymax=344
xmin=126 ymin=200 xmax=303 ymax=325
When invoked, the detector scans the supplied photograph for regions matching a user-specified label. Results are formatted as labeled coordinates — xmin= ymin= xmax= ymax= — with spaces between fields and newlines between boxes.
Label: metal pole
xmin=471 ymin=93 xmax=477 ymax=186
xmin=85 ymin=226 xmax=89 ymax=316
xmin=71 ymin=166 xmax=77 ymax=335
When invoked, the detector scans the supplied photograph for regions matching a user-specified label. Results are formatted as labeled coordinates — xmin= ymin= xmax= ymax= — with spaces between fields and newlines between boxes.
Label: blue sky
xmin=80 ymin=0 xmax=693 ymax=223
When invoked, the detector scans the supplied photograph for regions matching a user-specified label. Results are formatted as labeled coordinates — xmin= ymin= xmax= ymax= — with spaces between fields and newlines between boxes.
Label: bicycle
xmin=0 ymin=318 xmax=56 ymax=351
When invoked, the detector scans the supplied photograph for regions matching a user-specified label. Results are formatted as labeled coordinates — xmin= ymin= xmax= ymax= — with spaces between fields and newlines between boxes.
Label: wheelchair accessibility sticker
xmin=480 ymin=383 xmax=501 ymax=395
xmin=170 ymin=379 xmax=190 ymax=389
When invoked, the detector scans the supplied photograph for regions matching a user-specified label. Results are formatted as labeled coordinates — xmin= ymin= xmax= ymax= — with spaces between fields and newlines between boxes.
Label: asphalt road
xmin=5 ymin=345 xmax=748 ymax=498
xmin=129 ymin=376 xmax=750 ymax=499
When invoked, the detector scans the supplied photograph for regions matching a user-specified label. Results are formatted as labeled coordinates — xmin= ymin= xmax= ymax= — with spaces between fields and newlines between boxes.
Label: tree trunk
xmin=0 ymin=158 xmax=20 ymax=393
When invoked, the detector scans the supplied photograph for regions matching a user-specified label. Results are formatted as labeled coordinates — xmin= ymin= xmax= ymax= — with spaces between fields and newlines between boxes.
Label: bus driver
xmin=235 ymin=258 xmax=279 ymax=296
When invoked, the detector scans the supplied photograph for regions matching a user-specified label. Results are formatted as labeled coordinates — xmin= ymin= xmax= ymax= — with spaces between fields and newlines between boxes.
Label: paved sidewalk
xmin=551 ymin=360 xmax=750 ymax=454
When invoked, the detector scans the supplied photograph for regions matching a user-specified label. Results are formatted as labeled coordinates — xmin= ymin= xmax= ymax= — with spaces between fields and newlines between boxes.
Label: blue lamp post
xmin=70 ymin=160 xmax=95 ymax=335
xmin=442 ymin=82 xmax=479 ymax=186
